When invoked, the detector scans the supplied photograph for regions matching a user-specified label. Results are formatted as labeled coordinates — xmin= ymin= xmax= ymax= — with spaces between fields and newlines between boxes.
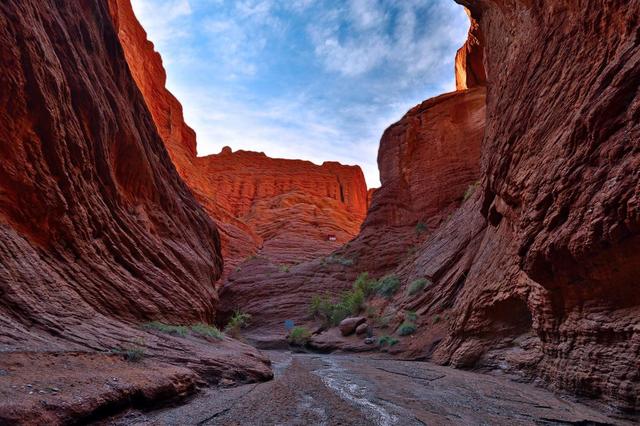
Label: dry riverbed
xmin=104 ymin=351 xmax=632 ymax=425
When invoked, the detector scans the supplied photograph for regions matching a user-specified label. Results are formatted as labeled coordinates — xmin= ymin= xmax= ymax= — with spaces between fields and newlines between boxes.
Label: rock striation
xmin=108 ymin=0 xmax=368 ymax=274
xmin=219 ymin=86 xmax=486 ymax=342
xmin=0 ymin=0 xmax=271 ymax=420
xmin=221 ymin=0 xmax=640 ymax=413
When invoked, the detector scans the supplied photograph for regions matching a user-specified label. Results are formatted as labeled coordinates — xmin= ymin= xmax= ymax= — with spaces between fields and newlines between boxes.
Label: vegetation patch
xmin=354 ymin=272 xmax=377 ymax=297
xmin=288 ymin=326 xmax=312 ymax=346
xmin=278 ymin=264 xmax=290 ymax=273
xmin=463 ymin=181 xmax=480 ymax=201
xmin=378 ymin=335 xmax=399 ymax=348
xmin=225 ymin=310 xmax=252 ymax=336
xmin=309 ymin=273 xmax=376 ymax=326
xmin=407 ymin=278 xmax=431 ymax=296
xmin=113 ymin=338 xmax=146 ymax=362
xmin=397 ymin=322 xmax=417 ymax=336
xmin=375 ymin=275 xmax=401 ymax=298
xmin=324 ymin=254 xmax=354 ymax=267
xmin=415 ymin=222 xmax=427 ymax=235
xmin=143 ymin=322 xmax=188 ymax=337
xmin=191 ymin=323 xmax=224 ymax=340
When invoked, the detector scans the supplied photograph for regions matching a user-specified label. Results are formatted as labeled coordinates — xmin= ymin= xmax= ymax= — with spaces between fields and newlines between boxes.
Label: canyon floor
xmin=104 ymin=351 xmax=630 ymax=426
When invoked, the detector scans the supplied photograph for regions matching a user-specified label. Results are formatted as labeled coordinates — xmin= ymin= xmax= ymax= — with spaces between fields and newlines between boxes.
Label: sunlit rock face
xmin=0 ymin=0 xmax=273 ymax=391
xmin=455 ymin=9 xmax=485 ymax=90
xmin=218 ymin=86 xmax=486 ymax=346
xmin=219 ymin=0 xmax=640 ymax=412
xmin=108 ymin=0 xmax=368 ymax=275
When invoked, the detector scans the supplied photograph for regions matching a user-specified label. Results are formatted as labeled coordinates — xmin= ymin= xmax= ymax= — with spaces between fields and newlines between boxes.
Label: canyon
xmin=0 ymin=0 xmax=638 ymax=424
xmin=109 ymin=0 xmax=368 ymax=276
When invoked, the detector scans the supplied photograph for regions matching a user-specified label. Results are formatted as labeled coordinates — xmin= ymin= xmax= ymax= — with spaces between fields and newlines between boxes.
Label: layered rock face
xmin=0 ymin=1 xmax=270 ymax=420
xmin=108 ymin=0 xmax=368 ymax=273
xmin=221 ymin=0 xmax=640 ymax=412
xmin=219 ymin=87 xmax=486 ymax=341
xmin=431 ymin=0 xmax=639 ymax=410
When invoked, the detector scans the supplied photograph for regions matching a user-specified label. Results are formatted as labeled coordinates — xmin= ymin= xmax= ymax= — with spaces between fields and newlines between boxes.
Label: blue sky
xmin=131 ymin=0 xmax=469 ymax=187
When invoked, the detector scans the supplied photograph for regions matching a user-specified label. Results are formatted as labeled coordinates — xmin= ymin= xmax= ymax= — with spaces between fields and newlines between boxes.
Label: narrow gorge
xmin=0 ymin=0 xmax=638 ymax=424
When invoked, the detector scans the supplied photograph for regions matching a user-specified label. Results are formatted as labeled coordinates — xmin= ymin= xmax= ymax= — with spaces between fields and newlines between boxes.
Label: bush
xmin=278 ymin=264 xmax=290 ymax=273
xmin=309 ymin=294 xmax=333 ymax=318
xmin=378 ymin=335 xmax=399 ymax=347
xmin=143 ymin=322 xmax=188 ymax=337
xmin=354 ymin=272 xmax=377 ymax=296
xmin=376 ymin=275 xmax=401 ymax=298
xmin=114 ymin=338 xmax=145 ymax=362
xmin=324 ymin=255 xmax=354 ymax=267
xmin=123 ymin=347 xmax=145 ymax=362
xmin=375 ymin=314 xmax=391 ymax=329
xmin=415 ymin=222 xmax=427 ymax=235
xmin=309 ymin=274 xmax=371 ymax=326
xmin=225 ymin=310 xmax=252 ymax=336
xmin=397 ymin=322 xmax=417 ymax=336
xmin=464 ymin=181 xmax=480 ymax=201
xmin=404 ymin=311 xmax=418 ymax=323
xmin=288 ymin=326 xmax=312 ymax=346
xmin=191 ymin=323 xmax=223 ymax=340
xmin=433 ymin=315 xmax=441 ymax=324
xmin=407 ymin=278 xmax=430 ymax=296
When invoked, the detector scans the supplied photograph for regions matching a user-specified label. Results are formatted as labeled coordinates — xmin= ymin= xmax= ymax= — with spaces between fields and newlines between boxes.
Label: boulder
xmin=339 ymin=317 xmax=366 ymax=336
xmin=355 ymin=323 xmax=369 ymax=335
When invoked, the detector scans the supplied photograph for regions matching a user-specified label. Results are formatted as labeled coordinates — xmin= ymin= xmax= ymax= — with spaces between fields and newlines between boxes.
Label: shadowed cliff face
xmin=0 ymin=2 xmax=271 ymax=418
xmin=107 ymin=0 xmax=368 ymax=275
xmin=220 ymin=0 xmax=640 ymax=412
xmin=0 ymin=0 xmax=221 ymax=336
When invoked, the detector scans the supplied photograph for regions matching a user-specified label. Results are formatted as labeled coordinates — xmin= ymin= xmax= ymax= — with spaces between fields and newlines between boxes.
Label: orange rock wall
xmin=0 ymin=0 xmax=222 ymax=330
xmin=108 ymin=1 xmax=368 ymax=273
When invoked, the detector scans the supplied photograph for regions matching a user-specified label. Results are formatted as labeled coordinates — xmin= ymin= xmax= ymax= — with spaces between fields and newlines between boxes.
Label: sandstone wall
xmin=0 ymin=0 xmax=270 ymax=387
xmin=107 ymin=0 xmax=369 ymax=273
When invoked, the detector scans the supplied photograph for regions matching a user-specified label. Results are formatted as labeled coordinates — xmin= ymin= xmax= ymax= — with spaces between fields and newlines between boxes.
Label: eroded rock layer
xmin=0 ymin=2 xmax=271 ymax=419
xmin=108 ymin=0 xmax=368 ymax=273
xmin=222 ymin=0 xmax=640 ymax=412
xmin=219 ymin=87 xmax=486 ymax=341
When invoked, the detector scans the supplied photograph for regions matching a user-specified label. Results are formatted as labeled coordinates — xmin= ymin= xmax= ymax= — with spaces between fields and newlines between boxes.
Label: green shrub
xmin=375 ymin=314 xmax=391 ymax=329
xmin=378 ymin=335 xmax=399 ymax=347
xmin=278 ymin=264 xmax=290 ymax=273
xmin=143 ymin=322 xmax=188 ymax=337
xmin=309 ymin=276 xmax=370 ymax=326
xmin=354 ymin=272 xmax=377 ymax=296
xmin=404 ymin=311 xmax=418 ymax=323
xmin=415 ymin=222 xmax=427 ymax=235
xmin=225 ymin=310 xmax=252 ymax=335
xmin=407 ymin=278 xmax=430 ymax=296
xmin=463 ymin=181 xmax=480 ymax=201
xmin=113 ymin=338 xmax=145 ymax=362
xmin=376 ymin=275 xmax=401 ymax=298
xmin=309 ymin=294 xmax=334 ymax=318
xmin=433 ymin=315 xmax=441 ymax=324
xmin=288 ymin=326 xmax=312 ymax=346
xmin=191 ymin=323 xmax=223 ymax=340
xmin=325 ymin=255 xmax=354 ymax=266
xmin=397 ymin=322 xmax=417 ymax=336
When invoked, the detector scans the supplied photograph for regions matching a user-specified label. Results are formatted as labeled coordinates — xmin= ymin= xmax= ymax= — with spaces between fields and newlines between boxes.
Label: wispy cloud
xmin=129 ymin=0 xmax=469 ymax=187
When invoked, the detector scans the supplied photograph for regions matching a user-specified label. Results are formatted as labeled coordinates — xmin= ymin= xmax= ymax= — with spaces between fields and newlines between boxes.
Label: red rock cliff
xmin=107 ymin=0 xmax=369 ymax=273
xmin=220 ymin=0 xmax=640 ymax=412
xmin=219 ymin=86 xmax=486 ymax=341
xmin=0 ymin=2 xmax=271 ymax=417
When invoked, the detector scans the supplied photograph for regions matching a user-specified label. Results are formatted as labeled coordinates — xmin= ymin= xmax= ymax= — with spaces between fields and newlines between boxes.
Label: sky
xmin=130 ymin=0 xmax=469 ymax=187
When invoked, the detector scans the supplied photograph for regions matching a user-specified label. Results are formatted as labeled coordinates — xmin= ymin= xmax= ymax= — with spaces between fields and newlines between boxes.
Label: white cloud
xmin=130 ymin=0 xmax=470 ymax=188
xmin=130 ymin=0 xmax=192 ymax=45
